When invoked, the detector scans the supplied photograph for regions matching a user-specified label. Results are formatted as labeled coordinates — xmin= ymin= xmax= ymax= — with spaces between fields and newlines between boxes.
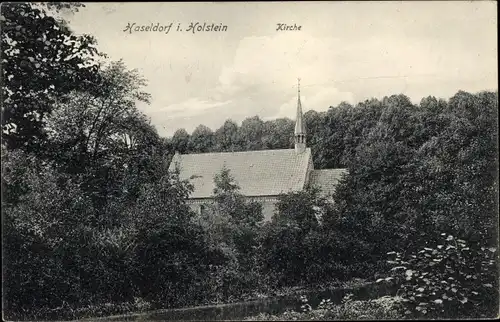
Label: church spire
xmin=294 ymin=78 xmax=306 ymax=154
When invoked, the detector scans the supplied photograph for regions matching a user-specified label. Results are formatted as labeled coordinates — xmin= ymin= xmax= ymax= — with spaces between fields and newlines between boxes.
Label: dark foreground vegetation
xmin=2 ymin=2 xmax=499 ymax=320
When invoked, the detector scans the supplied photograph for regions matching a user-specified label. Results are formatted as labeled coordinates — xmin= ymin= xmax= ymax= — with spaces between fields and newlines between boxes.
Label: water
xmin=82 ymin=281 xmax=398 ymax=321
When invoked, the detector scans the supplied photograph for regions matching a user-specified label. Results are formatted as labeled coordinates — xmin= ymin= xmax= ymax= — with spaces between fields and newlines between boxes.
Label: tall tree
xmin=239 ymin=116 xmax=265 ymax=151
xmin=415 ymin=91 xmax=498 ymax=241
xmin=43 ymin=60 xmax=151 ymax=171
xmin=214 ymin=119 xmax=241 ymax=152
xmin=189 ymin=124 xmax=214 ymax=153
xmin=1 ymin=2 xmax=103 ymax=152
xmin=171 ymin=128 xmax=190 ymax=154
xmin=262 ymin=118 xmax=294 ymax=149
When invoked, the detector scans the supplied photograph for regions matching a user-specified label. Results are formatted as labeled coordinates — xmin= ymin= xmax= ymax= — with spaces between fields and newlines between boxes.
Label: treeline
xmin=2 ymin=2 xmax=498 ymax=320
xmin=168 ymin=117 xmax=295 ymax=155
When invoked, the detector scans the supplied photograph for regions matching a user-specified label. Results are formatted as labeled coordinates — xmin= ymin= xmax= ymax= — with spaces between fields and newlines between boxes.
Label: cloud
xmin=212 ymin=32 xmax=355 ymax=119
xmin=151 ymin=98 xmax=232 ymax=118
xmin=269 ymin=87 xmax=354 ymax=120
xmin=217 ymin=33 xmax=342 ymax=91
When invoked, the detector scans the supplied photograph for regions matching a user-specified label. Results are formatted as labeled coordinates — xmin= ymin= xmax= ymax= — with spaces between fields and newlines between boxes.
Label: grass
xmin=244 ymin=295 xmax=404 ymax=320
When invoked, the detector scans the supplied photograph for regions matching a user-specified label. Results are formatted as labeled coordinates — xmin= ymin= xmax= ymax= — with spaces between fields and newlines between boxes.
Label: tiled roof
xmin=309 ymin=169 xmax=348 ymax=197
xmin=169 ymin=148 xmax=312 ymax=199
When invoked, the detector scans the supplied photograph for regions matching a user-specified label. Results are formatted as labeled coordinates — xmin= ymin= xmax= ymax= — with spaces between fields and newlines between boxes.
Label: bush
xmin=383 ymin=233 xmax=498 ymax=318
xmin=260 ymin=188 xmax=383 ymax=288
xmin=2 ymin=151 xmax=98 ymax=317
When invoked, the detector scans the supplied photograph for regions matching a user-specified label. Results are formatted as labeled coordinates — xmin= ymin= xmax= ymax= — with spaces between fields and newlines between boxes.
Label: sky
xmin=64 ymin=2 xmax=498 ymax=137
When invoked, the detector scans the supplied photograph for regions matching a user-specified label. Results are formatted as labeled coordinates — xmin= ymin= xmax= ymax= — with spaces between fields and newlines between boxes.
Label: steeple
xmin=294 ymin=78 xmax=306 ymax=153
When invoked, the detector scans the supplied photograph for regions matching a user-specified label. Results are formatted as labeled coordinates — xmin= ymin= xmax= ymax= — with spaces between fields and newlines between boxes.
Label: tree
xmin=332 ymin=90 xmax=498 ymax=270
xmin=239 ymin=116 xmax=265 ymax=151
xmin=196 ymin=167 xmax=264 ymax=298
xmin=214 ymin=120 xmax=241 ymax=152
xmin=262 ymin=118 xmax=294 ymax=150
xmin=414 ymin=91 xmax=498 ymax=241
xmin=43 ymin=60 xmax=152 ymax=170
xmin=260 ymin=188 xmax=344 ymax=287
xmin=189 ymin=124 xmax=214 ymax=153
xmin=303 ymin=109 xmax=324 ymax=155
xmin=1 ymin=2 xmax=103 ymax=151
xmin=171 ymin=128 xmax=190 ymax=154
xmin=37 ymin=60 xmax=157 ymax=227
xmin=312 ymin=102 xmax=351 ymax=169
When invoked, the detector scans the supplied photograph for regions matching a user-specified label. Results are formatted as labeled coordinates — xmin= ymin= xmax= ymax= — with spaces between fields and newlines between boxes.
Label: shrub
xmin=382 ymin=233 xmax=498 ymax=318
xmin=260 ymin=188 xmax=385 ymax=288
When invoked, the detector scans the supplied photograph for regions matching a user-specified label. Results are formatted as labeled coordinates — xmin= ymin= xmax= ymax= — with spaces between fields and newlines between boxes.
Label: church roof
xmin=309 ymin=168 xmax=348 ymax=197
xmin=169 ymin=148 xmax=312 ymax=199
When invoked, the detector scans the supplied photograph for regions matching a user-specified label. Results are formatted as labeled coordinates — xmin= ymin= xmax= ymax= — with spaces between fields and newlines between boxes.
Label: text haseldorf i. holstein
xmin=123 ymin=22 xmax=228 ymax=34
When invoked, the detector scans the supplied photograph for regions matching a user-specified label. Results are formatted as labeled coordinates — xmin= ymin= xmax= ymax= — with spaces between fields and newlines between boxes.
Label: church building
xmin=168 ymin=81 xmax=348 ymax=221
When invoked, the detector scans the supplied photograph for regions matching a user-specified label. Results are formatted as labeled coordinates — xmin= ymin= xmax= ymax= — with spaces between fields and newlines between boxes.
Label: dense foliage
xmin=382 ymin=233 xmax=498 ymax=318
xmin=2 ymin=2 xmax=498 ymax=320
xmin=1 ymin=2 xmax=102 ymax=152
xmin=259 ymin=188 xmax=377 ymax=287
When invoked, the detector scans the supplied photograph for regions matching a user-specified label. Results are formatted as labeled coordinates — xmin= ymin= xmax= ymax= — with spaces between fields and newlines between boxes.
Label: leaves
xmin=385 ymin=232 xmax=498 ymax=318
xmin=2 ymin=3 xmax=103 ymax=151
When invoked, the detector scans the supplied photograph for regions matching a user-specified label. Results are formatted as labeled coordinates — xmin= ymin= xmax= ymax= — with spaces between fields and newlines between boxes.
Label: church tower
xmin=294 ymin=78 xmax=307 ymax=154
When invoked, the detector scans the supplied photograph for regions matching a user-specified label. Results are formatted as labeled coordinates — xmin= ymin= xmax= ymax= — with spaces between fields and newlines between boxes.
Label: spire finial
xmin=297 ymin=78 xmax=301 ymax=95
